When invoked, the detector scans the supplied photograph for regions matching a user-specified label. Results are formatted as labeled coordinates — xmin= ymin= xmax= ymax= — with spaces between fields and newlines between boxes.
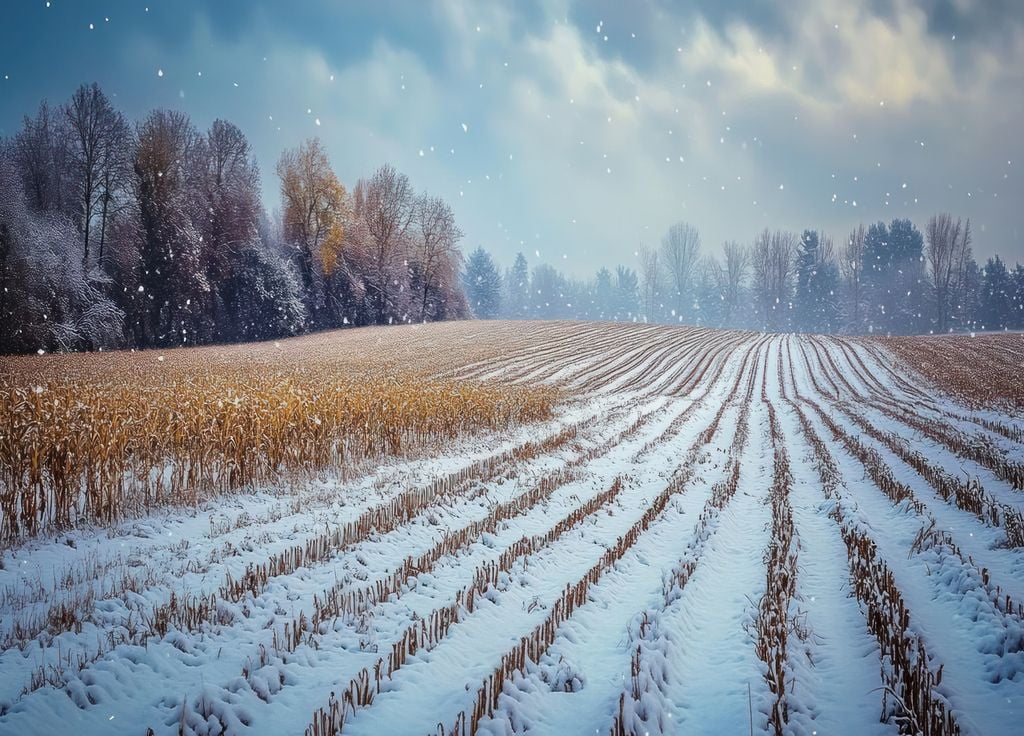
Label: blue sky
xmin=1 ymin=0 xmax=1021 ymax=273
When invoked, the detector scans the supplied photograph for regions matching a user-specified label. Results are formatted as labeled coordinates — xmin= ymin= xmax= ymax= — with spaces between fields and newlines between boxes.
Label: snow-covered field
xmin=1 ymin=322 xmax=1023 ymax=735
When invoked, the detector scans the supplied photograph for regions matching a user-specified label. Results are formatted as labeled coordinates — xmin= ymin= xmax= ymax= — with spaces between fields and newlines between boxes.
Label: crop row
xmin=436 ymin=348 xmax=761 ymax=736
xmin=807 ymin=337 xmax=1024 ymax=492
xmin=610 ymin=368 xmax=757 ymax=735
xmin=303 ymin=476 xmax=627 ymax=736
xmin=755 ymin=401 xmax=799 ymax=735
xmin=782 ymin=384 xmax=960 ymax=734
xmin=836 ymin=404 xmax=1024 ymax=545
xmin=789 ymin=344 xmax=1024 ymax=618
xmin=5 ymin=420 xmax=585 ymax=704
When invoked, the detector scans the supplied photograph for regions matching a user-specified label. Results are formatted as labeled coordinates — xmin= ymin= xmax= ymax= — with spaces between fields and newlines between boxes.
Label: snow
xmin=1 ymin=323 xmax=1023 ymax=735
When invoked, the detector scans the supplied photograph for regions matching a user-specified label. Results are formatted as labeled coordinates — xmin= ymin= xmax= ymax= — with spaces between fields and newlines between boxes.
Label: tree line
xmin=4 ymin=83 xmax=1021 ymax=353
xmin=0 ymin=83 xmax=468 ymax=353
xmin=464 ymin=217 xmax=1024 ymax=334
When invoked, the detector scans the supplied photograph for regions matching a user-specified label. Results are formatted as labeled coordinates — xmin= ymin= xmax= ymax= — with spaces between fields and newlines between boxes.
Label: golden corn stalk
xmin=0 ymin=346 xmax=556 ymax=540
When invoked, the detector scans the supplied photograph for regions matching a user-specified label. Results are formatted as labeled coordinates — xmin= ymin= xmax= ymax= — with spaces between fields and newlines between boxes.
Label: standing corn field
xmin=1 ymin=337 xmax=555 ymax=539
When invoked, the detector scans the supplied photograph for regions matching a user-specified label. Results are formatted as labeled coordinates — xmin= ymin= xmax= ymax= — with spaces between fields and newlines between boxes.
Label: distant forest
xmin=2 ymin=83 xmax=1022 ymax=354
xmin=465 ymin=219 xmax=1024 ymax=336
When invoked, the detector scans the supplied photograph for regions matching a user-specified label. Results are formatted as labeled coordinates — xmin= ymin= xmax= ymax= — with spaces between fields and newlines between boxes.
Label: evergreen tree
xmin=231 ymin=243 xmax=307 ymax=341
xmin=816 ymin=261 xmax=840 ymax=332
xmin=692 ymin=259 xmax=722 ymax=327
xmin=794 ymin=230 xmax=820 ymax=332
xmin=594 ymin=267 xmax=614 ymax=320
xmin=960 ymin=258 xmax=983 ymax=331
xmin=564 ymin=277 xmax=592 ymax=319
xmin=530 ymin=263 xmax=569 ymax=319
xmin=463 ymin=247 xmax=502 ymax=319
xmin=1012 ymin=264 xmax=1024 ymax=329
xmin=613 ymin=265 xmax=640 ymax=321
xmin=504 ymin=251 xmax=530 ymax=318
xmin=794 ymin=230 xmax=840 ymax=333
xmin=889 ymin=218 xmax=927 ymax=334
xmin=979 ymin=255 xmax=1013 ymax=331
xmin=862 ymin=219 xmax=925 ymax=334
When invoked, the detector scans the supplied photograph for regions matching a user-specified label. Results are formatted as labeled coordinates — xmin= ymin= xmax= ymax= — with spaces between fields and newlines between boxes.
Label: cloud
xmin=5 ymin=0 xmax=1018 ymax=270
xmin=674 ymin=0 xmax=963 ymax=114
xmin=116 ymin=0 xmax=1024 ymax=265
xmin=422 ymin=0 xmax=1024 ymax=269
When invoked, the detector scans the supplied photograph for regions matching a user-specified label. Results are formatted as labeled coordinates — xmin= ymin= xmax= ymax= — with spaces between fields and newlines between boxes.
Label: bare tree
xmin=65 ymin=83 xmax=127 ymax=263
xmin=95 ymin=109 xmax=130 ymax=266
xmin=201 ymin=119 xmax=262 ymax=337
xmin=134 ymin=109 xmax=206 ymax=345
xmin=660 ymin=221 xmax=701 ymax=318
xmin=412 ymin=194 xmax=463 ymax=321
xmin=751 ymin=229 xmax=796 ymax=331
xmin=14 ymin=100 xmax=72 ymax=215
xmin=926 ymin=213 xmax=972 ymax=333
xmin=276 ymin=137 xmax=348 ymax=324
xmin=0 ymin=152 xmax=123 ymax=353
xmin=203 ymin=120 xmax=261 ymax=257
xmin=638 ymin=244 xmax=662 ymax=323
xmin=818 ymin=232 xmax=836 ymax=264
xmin=721 ymin=240 xmax=749 ymax=328
xmin=352 ymin=164 xmax=416 ymax=324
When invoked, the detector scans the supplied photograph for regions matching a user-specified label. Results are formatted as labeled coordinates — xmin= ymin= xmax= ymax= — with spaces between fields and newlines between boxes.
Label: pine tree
xmin=463 ymin=247 xmax=502 ymax=319
xmin=980 ymin=256 xmax=1013 ymax=331
xmin=530 ymin=263 xmax=568 ymax=319
xmin=231 ymin=243 xmax=307 ymax=341
xmin=794 ymin=230 xmax=820 ymax=332
xmin=1012 ymin=264 xmax=1024 ymax=329
xmin=862 ymin=219 xmax=924 ymax=334
xmin=504 ymin=252 xmax=530 ymax=318
xmin=815 ymin=261 xmax=840 ymax=333
xmin=613 ymin=266 xmax=640 ymax=321
xmin=594 ymin=267 xmax=614 ymax=320
xmin=889 ymin=218 xmax=927 ymax=334
xmin=795 ymin=230 xmax=840 ymax=333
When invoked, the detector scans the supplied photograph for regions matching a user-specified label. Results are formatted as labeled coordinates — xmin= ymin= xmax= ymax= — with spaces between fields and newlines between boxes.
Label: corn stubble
xmin=2 ymin=326 xmax=1018 ymax=736
xmin=880 ymin=333 xmax=1024 ymax=411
